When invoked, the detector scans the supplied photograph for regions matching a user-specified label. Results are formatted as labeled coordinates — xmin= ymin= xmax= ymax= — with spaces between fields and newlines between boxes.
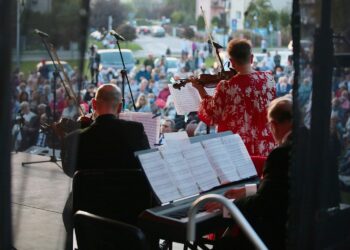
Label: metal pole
xmin=187 ymin=194 xmax=268 ymax=250
xmin=16 ymin=0 xmax=20 ymax=69
xmin=0 ymin=0 xmax=14 ymax=248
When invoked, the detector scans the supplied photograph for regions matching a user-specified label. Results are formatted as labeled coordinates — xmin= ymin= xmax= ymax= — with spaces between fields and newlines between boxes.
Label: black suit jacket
xmin=62 ymin=114 xmax=150 ymax=177
xmin=234 ymin=133 xmax=292 ymax=250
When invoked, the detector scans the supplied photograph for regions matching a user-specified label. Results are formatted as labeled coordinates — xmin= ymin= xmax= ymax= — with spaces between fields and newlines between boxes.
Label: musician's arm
xmin=191 ymin=80 xmax=209 ymax=98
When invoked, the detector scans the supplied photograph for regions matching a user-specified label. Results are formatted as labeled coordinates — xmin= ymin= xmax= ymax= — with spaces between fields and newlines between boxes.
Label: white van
xmin=98 ymin=49 xmax=136 ymax=83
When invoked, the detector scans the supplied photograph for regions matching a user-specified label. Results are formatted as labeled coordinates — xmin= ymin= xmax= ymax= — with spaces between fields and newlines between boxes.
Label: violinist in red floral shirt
xmin=192 ymin=38 xmax=276 ymax=156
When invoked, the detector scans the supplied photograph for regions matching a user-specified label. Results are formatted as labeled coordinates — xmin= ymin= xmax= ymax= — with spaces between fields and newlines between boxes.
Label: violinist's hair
xmin=227 ymin=38 xmax=252 ymax=65
xmin=267 ymin=96 xmax=293 ymax=124
xmin=95 ymin=84 xmax=122 ymax=107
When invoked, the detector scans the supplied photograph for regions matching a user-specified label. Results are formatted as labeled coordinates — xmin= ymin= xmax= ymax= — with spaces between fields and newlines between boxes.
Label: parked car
xmin=36 ymin=60 xmax=74 ymax=80
xmin=98 ymin=49 xmax=136 ymax=83
xmin=154 ymin=56 xmax=179 ymax=76
xmin=151 ymin=26 xmax=165 ymax=37
xmin=136 ymin=26 xmax=151 ymax=35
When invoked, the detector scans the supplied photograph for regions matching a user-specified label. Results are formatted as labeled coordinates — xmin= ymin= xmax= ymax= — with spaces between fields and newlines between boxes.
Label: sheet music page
xmin=181 ymin=143 xmax=220 ymax=192
xmin=159 ymin=147 xmax=200 ymax=197
xmin=201 ymin=137 xmax=241 ymax=183
xmin=221 ymin=134 xmax=257 ymax=178
xmin=119 ymin=112 xmax=160 ymax=148
xmin=169 ymin=84 xmax=215 ymax=115
xmin=138 ymin=151 xmax=182 ymax=203
xmin=169 ymin=84 xmax=201 ymax=115
xmin=163 ymin=131 xmax=191 ymax=147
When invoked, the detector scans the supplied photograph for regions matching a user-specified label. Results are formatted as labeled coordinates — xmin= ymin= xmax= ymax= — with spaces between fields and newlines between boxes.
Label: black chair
xmin=75 ymin=210 xmax=149 ymax=250
xmin=72 ymin=169 xmax=154 ymax=226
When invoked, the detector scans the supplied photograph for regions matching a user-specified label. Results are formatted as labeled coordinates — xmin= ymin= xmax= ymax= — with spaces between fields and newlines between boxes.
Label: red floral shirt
xmin=198 ymin=71 xmax=276 ymax=156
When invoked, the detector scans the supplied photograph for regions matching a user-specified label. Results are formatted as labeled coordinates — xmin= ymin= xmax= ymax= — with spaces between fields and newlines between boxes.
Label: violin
xmin=49 ymin=115 xmax=94 ymax=141
xmin=171 ymin=69 xmax=236 ymax=90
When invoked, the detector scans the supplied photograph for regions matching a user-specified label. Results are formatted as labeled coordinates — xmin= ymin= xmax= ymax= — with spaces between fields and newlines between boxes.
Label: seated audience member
xmin=61 ymin=96 xmax=79 ymax=120
xmin=276 ymin=76 xmax=292 ymax=97
xmin=134 ymin=93 xmax=151 ymax=112
xmin=15 ymin=101 xmax=39 ymax=151
xmin=158 ymin=118 xmax=176 ymax=145
xmin=60 ymin=84 xmax=150 ymax=249
xmin=207 ymin=96 xmax=294 ymax=250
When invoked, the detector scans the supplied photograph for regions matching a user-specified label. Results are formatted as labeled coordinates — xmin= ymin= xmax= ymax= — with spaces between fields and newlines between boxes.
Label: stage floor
xmin=11 ymin=152 xmax=185 ymax=250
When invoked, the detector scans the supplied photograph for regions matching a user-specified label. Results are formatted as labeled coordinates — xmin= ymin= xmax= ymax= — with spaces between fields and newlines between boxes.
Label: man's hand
xmin=224 ymin=187 xmax=246 ymax=199
xmin=204 ymin=202 xmax=223 ymax=212
xmin=204 ymin=187 xmax=246 ymax=213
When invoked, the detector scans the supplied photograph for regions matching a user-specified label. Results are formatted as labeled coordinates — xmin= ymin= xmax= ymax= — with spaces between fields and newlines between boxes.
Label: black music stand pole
xmin=111 ymin=33 xmax=136 ymax=111
xmin=22 ymin=31 xmax=61 ymax=169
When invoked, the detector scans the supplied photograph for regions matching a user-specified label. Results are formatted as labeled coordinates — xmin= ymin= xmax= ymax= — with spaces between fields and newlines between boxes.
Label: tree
xmin=116 ymin=24 xmax=137 ymax=42
xmin=211 ymin=16 xmax=221 ymax=27
xmin=21 ymin=0 xmax=81 ymax=49
xmin=197 ymin=15 xmax=205 ymax=31
xmin=245 ymin=0 xmax=278 ymax=28
xmin=164 ymin=0 xmax=195 ymax=24
xmin=171 ymin=11 xmax=185 ymax=25
xmin=279 ymin=9 xmax=291 ymax=29
xmin=90 ymin=0 xmax=127 ymax=30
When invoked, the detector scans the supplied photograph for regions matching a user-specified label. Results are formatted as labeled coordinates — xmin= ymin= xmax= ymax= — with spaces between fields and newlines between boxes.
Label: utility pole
xmin=16 ymin=0 xmax=21 ymax=69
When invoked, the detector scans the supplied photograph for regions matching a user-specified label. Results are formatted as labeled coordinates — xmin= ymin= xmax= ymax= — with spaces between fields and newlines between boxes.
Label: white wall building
xmin=196 ymin=0 xmax=251 ymax=31
xmin=196 ymin=0 xmax=292 ymax=32
xmin=228 ymin=0 xmax=251 ymax=31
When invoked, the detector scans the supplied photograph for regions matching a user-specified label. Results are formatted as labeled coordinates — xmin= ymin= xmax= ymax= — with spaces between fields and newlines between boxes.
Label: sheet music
xmin=138 ymin=151 xmax=182 ymax=203
xmin=169 ymin=84 xmax=215 ymax=115
xmin=119 ymin=112 xmax=160 ymax=148
xmin=182 ymin=143 xmax=220 ymax=192
xmin=163 ymin=131 xmax=191 ymax=148
xmin=221 ymin=134 xmax=257 ymax=178
xmin=201 ymin=138 xmax=240 ymax=183
xmin=159 ymin=147 xmax=200 ymax=197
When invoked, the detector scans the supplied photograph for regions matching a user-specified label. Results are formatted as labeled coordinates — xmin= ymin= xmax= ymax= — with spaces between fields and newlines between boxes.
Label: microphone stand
xmin=22 ymin=33 xmax=61 ymax=169
xmin=112 ymin=37 xmax=136 ymax=111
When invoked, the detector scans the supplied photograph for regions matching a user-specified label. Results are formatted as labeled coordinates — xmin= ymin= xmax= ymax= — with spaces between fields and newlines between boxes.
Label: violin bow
xmin=49 ymin=43 xmax=85 ymax=116
xmin=200 ymin=6 xmax=225 ymax=71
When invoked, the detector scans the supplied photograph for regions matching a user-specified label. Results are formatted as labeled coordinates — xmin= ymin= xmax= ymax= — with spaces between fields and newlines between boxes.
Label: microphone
xmin=208 ymin=40 xmax=223 ymax=49
xmin=34 ymin=29 xmax=49 ymax=38
xmin=109 ymin=30 xmax=125 ymax=41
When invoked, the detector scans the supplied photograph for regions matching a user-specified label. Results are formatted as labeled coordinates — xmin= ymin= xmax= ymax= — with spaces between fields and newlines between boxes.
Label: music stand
xmin=110 ymin=30 xmax=136 ymax=111
xmin=22 ymin=30 xmax=61 ymax=169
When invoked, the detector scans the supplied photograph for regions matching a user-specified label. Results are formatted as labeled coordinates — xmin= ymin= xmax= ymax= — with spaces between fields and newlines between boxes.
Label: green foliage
xmin=116 ymin=24 xmax=137 ymax=42
xmin=245 ymin=0 xmax=277 ymax=28
xmin=211 ymin=16 xmax=221 ymax=27
xmin=135 ymin=19 xmax=153 ymax=26
xmin=230 ymin=30 xmax=263 ymax=48
xmin=145 ymin=0 xmax=195 ymax=24
xmin=197 ymin=15 xmax=205 ymax=31
xmin=21 ymin=0 xmax=81 ymax=49
xmin=171 ymin=11 xmax=185 ymax=24
xmin=279 ymin=9 xmax=291 ymax=29
xmin=89 ymin=0 xmax=128 ymax=30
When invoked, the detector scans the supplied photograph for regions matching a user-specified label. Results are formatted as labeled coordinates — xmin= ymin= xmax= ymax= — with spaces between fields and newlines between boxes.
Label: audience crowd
xmin=9 ymin=43 xmax=350 ymax=184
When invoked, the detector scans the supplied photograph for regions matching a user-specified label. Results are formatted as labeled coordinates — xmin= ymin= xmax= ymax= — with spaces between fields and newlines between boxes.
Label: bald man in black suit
xmin=61 ymin=84 xmax=150 ymax=249
xmin=61 ymin=84 xmax=150 ymax=177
